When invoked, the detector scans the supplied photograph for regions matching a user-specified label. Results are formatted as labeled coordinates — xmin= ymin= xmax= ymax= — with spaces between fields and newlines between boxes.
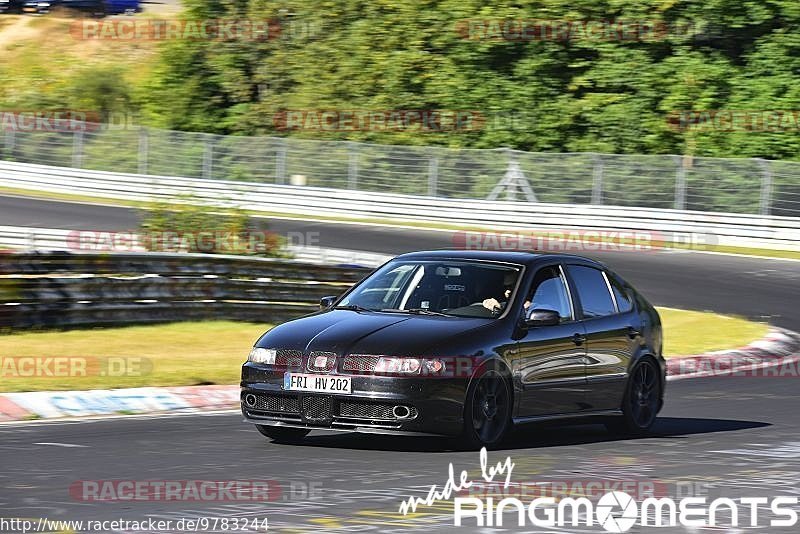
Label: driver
xmin=482 ymin=286 xmax=512 ymax=312
xmin=482 ymin=272 xmax=532 ymax=313
xmin=482 ymin=289 xmax=533 ymax=313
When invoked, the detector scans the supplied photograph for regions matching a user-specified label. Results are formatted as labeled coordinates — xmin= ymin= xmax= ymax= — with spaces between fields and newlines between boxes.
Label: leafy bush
xmin=139 ymin=198 xmax=288 ymax=257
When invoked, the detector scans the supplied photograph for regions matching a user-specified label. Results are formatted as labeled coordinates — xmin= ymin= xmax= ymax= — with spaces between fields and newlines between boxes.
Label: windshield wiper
xmin=334 ymin=304 xmax=374 ymax=312
xmin=407 ymin=308 xmax=452 ymax=316
xmin=381 ymin=308 xmax=452 ymax=317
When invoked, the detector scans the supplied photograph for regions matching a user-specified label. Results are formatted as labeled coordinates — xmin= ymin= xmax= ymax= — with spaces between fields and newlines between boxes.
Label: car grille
xmin=339 ymin=401 xmax=418 ymax=421
xmin=307 ymin=351 xmax=337 ymax=373
xmin=275 ymin=349 xmax=302 ymax=369
xmin=341 ymin=355 xmax=380 ymax=373
xmin=245 ymin=393 xmax=299 ymax=414
xmin=245 ymin=394 xmax=415 ymax=429
xmin=301 ymin=395 xmax=333 ymax=424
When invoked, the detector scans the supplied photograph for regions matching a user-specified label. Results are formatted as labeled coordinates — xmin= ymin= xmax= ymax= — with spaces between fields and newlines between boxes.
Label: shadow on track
xmin=256 ymin=417 xmax=771 ymax=452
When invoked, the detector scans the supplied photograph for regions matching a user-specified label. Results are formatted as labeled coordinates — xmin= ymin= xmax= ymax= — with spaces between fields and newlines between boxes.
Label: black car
xmin=0 ymin=0 xmax=25 ymax=13
xmin=22 ymin=0 xmax=105 ymax=14
xmin=241 ymin=250 xmax=665 ymax=447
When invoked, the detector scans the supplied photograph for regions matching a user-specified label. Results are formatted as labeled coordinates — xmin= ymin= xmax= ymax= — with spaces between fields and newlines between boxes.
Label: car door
xmin=515 ymin=264 xmax=588 ymax=417
xmin=564 ymin=264 xmax=634 ymax=411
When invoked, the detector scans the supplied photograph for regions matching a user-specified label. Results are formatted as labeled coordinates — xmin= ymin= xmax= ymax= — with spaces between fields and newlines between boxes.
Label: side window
xmin=567 ymin=265 xmax=616 ymax=318
xmin=608 ymin=273 xmax=634 ymax=313
xmin=528 ymin=266 xmax=572 ymax=321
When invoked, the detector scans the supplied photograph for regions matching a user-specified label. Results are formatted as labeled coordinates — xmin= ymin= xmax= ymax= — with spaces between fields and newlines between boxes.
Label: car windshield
xmin=337 ymin=260 xmax=522 ymax=318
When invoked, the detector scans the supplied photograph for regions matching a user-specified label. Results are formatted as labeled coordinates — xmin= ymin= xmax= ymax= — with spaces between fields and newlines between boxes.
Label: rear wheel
xmin=255 ymin=425 xmax=309 ymax=443
xmin=605 ymin=358 xmax=661 ymax=435
xmin=462 ymin=367 xmax=512 ymax=449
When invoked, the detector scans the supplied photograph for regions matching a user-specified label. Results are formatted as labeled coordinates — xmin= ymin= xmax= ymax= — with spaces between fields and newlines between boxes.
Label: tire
xmin=255 ymin=425 xmax=309 ymax=443
xmin=605 ymin=358 xmax=662 ymax=436
xmin=462 ymin=367 xmax=512 ymax=449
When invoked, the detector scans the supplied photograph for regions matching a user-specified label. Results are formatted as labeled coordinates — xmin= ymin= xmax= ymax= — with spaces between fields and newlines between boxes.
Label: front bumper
xmin=241 ymin=362 xmax=466 ymax=436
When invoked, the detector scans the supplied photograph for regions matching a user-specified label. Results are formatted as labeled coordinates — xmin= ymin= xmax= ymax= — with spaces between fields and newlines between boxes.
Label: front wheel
xmin=605 ymin=358 xmax=662 ymax=436
xmin=462 ymin=368 xmax=512 ymax=449
xmin=255 ymin=425 xmax=309 ymax=443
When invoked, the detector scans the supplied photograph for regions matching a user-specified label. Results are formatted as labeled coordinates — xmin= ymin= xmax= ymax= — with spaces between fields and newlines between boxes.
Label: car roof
xmin=393 ymin=249 xmax=604 ymax=268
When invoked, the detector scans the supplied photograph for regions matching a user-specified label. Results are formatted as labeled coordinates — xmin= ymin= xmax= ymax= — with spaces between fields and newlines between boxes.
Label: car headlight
xmin=423 ymin=359 xmax=445 ymax=373
xmin=374 ymin=356 xmax=422 ymax=374
xmin=248 ymin=347 xmax=276 ymax=364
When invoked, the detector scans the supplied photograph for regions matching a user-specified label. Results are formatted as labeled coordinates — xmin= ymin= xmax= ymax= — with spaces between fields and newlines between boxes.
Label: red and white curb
xmin=1 ymin=328 xmax=798 ymax=422
xmin=666 ymin=327 xmax=800 ymax=381
xmin=0 ymin=385 xmax=239 ymax=423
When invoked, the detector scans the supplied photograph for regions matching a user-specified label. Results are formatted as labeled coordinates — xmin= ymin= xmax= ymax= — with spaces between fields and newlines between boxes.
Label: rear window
xmin=567 ymin=265 xmax=616 ymax=318
xmin=608 ymin=274 xmax=634 ymax=313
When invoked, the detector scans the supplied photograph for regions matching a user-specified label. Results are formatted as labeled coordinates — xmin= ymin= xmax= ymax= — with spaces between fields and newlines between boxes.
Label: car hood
xmin=256 ymin=309 xmax=490 ymax=355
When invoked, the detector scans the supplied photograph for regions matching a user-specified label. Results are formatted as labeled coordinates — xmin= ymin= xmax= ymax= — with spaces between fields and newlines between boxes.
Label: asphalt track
xmin=1 ymin=376 xmax=798 ymax=533
xmin=1 ymin=194 xmax=799 ymax=533
xmin=1 ymin=194 xmax=798 ymax=328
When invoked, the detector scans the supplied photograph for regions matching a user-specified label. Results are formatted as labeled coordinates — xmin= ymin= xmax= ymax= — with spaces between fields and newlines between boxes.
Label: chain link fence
xmin=1 ymin=125 xmax=798 ymax=217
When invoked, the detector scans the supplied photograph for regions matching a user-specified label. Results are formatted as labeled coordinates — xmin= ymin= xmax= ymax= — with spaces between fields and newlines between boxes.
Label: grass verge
xmin=0 ymin=308 xmax=770 ymax=392
xmin=0 ymin=321 xmax=269 ymax=393
xmin=659 ymin=307 xmax=769 ymax=358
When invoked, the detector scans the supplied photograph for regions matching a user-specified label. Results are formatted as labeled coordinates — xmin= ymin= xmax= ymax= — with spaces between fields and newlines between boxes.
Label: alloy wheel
xmin=629 ymin=360 xmax=660 ymax=429
xmin=470 ymin=370 xmax=510 ymax=445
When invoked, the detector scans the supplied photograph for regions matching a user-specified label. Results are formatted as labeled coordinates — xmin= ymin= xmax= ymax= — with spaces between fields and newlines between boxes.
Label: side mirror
xmin=525 ymin=308 xmax=560 ymax=327
xmin=319 ymin=295 xmax=337 ymax=310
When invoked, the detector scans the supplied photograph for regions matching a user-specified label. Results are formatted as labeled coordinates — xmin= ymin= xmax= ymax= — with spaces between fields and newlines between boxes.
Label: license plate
xmin=283 ymin=373 xmax=352 ymax=394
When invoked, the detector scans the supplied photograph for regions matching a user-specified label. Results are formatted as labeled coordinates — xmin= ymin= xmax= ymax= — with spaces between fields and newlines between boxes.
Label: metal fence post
xmin=347 ymin=142 xmax=358 ymax=189
xmin=138 ymin=127 xmax=149 ymax=175
xmin=275 ymin=139 xmax=287 ymax=184
xmin=674 ymin=155 xmax=687 ymax=210
xmin=591 ymin=154 xmax=604 ymax=205
xmin=758 ymin=158 xmax=773 ymax=216
xmin=203 ymin=135 xmax=213 ymax=180
xmin=72 ymin=130 xmax=84 ymax=168
xmin=427 ymin=153 xmax=438 ymax=196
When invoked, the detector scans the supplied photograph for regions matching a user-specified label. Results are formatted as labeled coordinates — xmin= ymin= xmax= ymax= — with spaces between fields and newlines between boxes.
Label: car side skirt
xmin=513 ymin=408 xmax=623 ymax=425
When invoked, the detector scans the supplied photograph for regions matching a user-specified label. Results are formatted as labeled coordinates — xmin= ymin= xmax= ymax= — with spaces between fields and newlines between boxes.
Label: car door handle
xmin=627 ymin=326 xmax=641 ymax=339
xmin=572 ymin=333 xmax=586 ymax=346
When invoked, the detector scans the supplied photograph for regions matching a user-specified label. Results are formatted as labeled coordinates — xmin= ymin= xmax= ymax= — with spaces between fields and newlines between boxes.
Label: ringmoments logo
xmin=399 ymin=448 xmax=799 ymax=531
xmin=452 ymin=492 xmax=799 ymax=530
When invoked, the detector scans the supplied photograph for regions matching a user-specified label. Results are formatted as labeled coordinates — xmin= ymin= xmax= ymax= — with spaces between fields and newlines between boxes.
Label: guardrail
xmin=1 ymin=160 xmax=798 ymax=251
xmin=0 ymin=251 xmax=371 ymax=329
xmin=3 ymin=125 xmax=799 ymax=216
